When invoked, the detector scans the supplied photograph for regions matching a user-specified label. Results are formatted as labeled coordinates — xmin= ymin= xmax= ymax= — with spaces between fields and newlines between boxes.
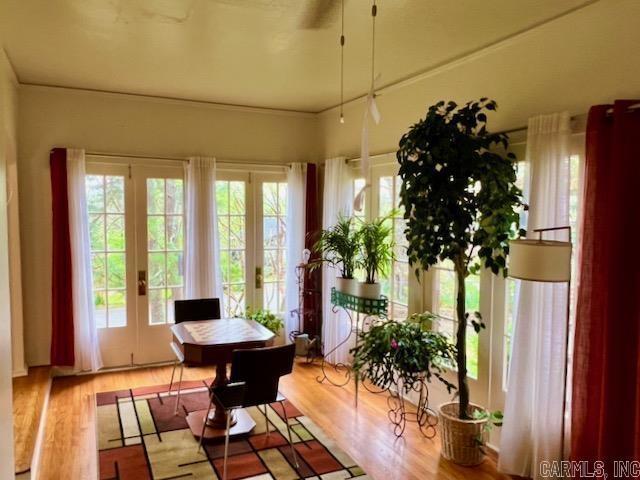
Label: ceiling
xmin=1 ymin=0 xmax=593 ymax=112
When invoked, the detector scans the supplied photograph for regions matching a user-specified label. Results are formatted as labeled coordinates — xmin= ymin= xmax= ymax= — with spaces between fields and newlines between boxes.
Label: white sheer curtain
xmin=184 ymin=157 xmax=224 ymax=308
xmin=499 ymin=112 xmax=571 ymax=478
xmin=322 ymin=157 xmax=354 ymax=364
xmin=285 ymin=163 xmax=306 ymax=339
xmin=66 ymin=148 xmax=103 ymax=372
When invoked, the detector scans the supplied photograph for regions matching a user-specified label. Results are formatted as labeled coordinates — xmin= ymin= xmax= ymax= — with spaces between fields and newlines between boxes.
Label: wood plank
xmin=13 ymin=366 xmax=51 ymax=474
xmin=36 ymin=361 xmax=512 ymax=479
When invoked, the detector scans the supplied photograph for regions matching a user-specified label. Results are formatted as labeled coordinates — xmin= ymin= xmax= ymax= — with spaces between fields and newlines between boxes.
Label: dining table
xmin=170 ymin=317 xmax=275 ymax=440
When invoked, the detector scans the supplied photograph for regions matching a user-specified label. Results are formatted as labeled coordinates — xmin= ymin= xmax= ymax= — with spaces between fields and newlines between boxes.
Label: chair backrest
xmin=174 ymin=298 xmax=221 ymax=324
xmin=230 ymin=343 xmax=295 ymax=407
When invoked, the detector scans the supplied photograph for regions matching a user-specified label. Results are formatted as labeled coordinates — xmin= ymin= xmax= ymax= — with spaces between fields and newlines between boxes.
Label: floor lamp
xmin=508 ymin=226 xmax=573 ymax=460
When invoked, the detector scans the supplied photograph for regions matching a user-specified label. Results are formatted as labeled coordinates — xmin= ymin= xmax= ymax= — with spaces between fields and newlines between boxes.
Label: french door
xmin=87 ymin=160 xmax=288 ymax=368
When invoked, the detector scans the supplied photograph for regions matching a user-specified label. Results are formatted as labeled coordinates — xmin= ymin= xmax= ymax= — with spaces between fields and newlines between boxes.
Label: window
xmin=87 ymin=175 xmax=127 ymax=328
xmin=146 ymin=178 xmax=184 ymax=325
xmin=216 ymin=180 xmax=247 ymax=318
xmin=262 ymin=182 xmax=287 ymax=313
xmin=433 ymin=260 xmax=480 ymax=379
xmin=353 ymin=177 xmax=366 ymax=220
xmin=378 ymin=176 xmax=409 ymax=320
xmin=503 ymin=154 xmax=581 ymax=388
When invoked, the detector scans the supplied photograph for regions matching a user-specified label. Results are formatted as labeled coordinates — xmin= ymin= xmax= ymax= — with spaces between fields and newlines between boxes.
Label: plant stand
xmin=317 ymin=288 xmax=389 ymax=406
xmin=387 ymin=376 xmax=438 ymax=438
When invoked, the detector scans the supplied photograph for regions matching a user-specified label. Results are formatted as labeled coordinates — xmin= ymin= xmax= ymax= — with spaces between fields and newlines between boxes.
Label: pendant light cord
xmin=339 ymin=0 xmax=345 ymax=122
xmin=370 ymin=0 xmax=377 ymax=91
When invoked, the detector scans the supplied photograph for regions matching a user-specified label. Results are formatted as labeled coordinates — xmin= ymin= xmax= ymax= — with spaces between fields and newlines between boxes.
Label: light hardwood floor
xmin=34 ymin=361 xmax=511 ymax=480
xmin=13 ymin=366 xmax=51 ymax=475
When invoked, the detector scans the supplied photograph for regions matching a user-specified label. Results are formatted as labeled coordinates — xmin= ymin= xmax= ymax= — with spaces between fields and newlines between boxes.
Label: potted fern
xmin=313 ymin=215 xmax=360 ymax=295
xmin=397 ymin=99 xmax=524 ymax=465
xmin=357 ymin=216 xmax=395 ymax=299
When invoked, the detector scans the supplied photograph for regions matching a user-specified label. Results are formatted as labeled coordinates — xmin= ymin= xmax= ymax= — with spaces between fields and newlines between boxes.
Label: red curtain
xmin=572 ymin=100 xmax=640 ymax=470
xmin=50 ymin=148 xmax=75 ymax=366
xmin=303 ymin=163 xmax=322 ymax=337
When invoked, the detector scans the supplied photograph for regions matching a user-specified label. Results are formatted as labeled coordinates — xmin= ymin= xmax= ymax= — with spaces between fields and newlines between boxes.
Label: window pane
xmin=147 ymin=216 xmax=165 ymax=251
xmin=89 ymin=214 xmax=105 ymax=251
xmin=165 ymin=179 xmax=183 ymax=214
xmin=379 ymin=176 xmax=393 ymax=216
xmin=147 ymin=179 xmax=165 ymax=214
xmin=229 ymin=284 xmax=245 ymax=317
xmin=262 ymin=182 xmax=287 ymax=313
xmin=105 ymin=176 xmax=124 ymax=213
xmin=92 ymin=253 xmax=106 ymax=289
xmin=149 ymin=289 xmax=166 ymax=325
xmin=437 ymin=269 xmax=455 ymax=319
xmin=263 ymin=217 xmax=278 ymax=248
xmin=218 ymin=215 xmax=230 ymax=250
xmin=230 ymin=181 xmax=245 ymax=214
xmin=107 ymin=290 xmax=126 ymax=327
xmin=263 ymin=183 xmax=278 ymax=215
xmin=229 ymin=216 xmax=245 ymax=248
xmin=106 ymin=215 xmax=125 ymax=251
xmin=94 ymin=290 xmax=107 ymax=328
xmin=148 ymin=253 xmax=166 ymax=288
xmin=86 ymin=175 xmax=104 ymax=213
xmin=166 ymin=216 xmax=183 ymax=251
xmin=166 ymin=252 xmax=183 ymax=287
xmin=465 ymin=274 xmax=480 ymax=314
xmin=107 ymin=253 xmax=126 ymax=289
xmin=216 ymin=181 xmax=229 ymax=215
xmin=86 ymin=174 xmax=127 ymax=329
xmin=229 ymin=250 xmax=245 ymax=284
xmin=217 ymin=180 xmax=248 ymax=318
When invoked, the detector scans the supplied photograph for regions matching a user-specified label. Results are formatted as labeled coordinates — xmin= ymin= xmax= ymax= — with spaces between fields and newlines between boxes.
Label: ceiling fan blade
xmin=298 ymin=0 xmax=342 ymax=29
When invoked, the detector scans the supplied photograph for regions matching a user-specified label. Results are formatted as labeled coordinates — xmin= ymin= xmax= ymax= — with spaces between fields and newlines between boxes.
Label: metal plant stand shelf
xmin=317 ymin=288 xmax=389 ymax=406
xmin=386 ymin=377 xmax=438 ymax=438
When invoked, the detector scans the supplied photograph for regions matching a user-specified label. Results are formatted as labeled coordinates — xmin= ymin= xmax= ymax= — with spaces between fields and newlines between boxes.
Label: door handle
xmin=255 ymin=267 xmax=263 ymax=289
xmin=138 ymin=271 xmax=147 ymax=296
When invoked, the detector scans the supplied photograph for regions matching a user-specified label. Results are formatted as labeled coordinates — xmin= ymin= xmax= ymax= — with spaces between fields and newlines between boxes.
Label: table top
xmin=171 ymin=318 xmax=275 ymax=347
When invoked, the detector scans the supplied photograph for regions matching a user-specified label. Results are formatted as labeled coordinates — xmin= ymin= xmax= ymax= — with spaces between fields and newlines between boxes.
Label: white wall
xmin=18 ymin=85 xmax=320 ymax=366
xmin=318 ymin=0 xmax=640 ymax=159
xmin=0 ymin=47 xmax=18 ymax=480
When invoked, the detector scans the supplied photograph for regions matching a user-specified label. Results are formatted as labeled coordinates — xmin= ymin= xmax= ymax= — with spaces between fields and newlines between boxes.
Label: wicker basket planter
xmin=438 ymin=402 xmax=488 ymax=466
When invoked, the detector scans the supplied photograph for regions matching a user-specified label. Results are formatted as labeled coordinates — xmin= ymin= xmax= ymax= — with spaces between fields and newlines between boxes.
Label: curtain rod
xmin=85 ymin=151 xmax=293 ymax=169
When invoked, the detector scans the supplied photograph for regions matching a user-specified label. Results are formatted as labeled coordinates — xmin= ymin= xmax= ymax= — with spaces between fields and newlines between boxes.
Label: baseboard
xmin=27 ymin=376 xmax=52 ymax=480
xmin=12 ymin=367 xmax=28 ymax=378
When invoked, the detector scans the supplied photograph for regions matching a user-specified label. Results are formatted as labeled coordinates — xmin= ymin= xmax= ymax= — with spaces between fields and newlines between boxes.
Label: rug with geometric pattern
xmin=96 ymin=379 xmax=369 ymax=479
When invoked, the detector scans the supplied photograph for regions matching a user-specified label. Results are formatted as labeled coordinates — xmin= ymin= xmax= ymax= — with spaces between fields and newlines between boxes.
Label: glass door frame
xmin=133 ymin=163 xmax=186 ymax=365
xmin=86 ymin=161 xmax=137 ymax=367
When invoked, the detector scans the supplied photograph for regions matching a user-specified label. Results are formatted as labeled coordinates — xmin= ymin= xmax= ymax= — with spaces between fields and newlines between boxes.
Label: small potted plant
xmin=244 ymin=307 xmax=284 ymax=335
xmin=357 ymin=216 xmax=394 ymax=298
xmin=352 ymin=313 xmax=457 ymax=396
xmin=312 ymin=215 xmax=360 ymax=295
xmin=397 ymin=98 xmax=523 ymax=465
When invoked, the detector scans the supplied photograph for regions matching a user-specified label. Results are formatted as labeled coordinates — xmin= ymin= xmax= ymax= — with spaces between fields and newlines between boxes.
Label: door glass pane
xmin=433 ymin=262 xmax=479 ymax=379
xmin=86 ymin=175 xmax=127 ymax=328
xmin=217 ymin=180 xmax=247 ymax=318
xmin=263 ymin=182 xmax=287 ymax=314
xmin=147 ymin=178 xmax=184 ymax=325
xmin=377 ymin=176 xmax=409 ymax=320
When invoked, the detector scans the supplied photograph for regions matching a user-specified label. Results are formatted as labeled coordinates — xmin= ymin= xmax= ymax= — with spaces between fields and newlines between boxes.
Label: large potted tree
xmin=396 ymin=99 xmax=524 ymax=465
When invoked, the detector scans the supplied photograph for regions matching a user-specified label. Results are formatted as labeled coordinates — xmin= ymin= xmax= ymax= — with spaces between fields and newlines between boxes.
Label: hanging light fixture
xmin=354 ymin=0 xmax=381 ymax=212
xmin=339 ymin=0 xmax=345 ymax=124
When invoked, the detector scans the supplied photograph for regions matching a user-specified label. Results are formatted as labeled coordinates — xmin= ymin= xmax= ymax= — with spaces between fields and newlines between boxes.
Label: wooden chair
xmin=198 ymin=343 xmax=298 ymax=479
xmin=169 ymin=298 xmax=221 ymax=414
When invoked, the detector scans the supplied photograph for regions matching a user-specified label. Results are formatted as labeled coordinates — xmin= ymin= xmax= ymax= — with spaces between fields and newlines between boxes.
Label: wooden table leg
xmin=206 ymin=362 xmax=237 ymax=428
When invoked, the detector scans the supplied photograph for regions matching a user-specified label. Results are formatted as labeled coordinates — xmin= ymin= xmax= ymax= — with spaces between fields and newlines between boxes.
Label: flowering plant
xmin=351 ymin=314 xmax=457 ymax=394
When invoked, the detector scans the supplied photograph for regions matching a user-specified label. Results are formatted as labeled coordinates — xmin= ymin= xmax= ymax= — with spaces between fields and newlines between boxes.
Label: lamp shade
xmin=508 ymin=239 xmax=572 ymax=282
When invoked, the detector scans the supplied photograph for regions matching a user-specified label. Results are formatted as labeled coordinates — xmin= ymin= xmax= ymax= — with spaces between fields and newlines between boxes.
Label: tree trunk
xmin=455 ymin=257 xmax=470 ymax=419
